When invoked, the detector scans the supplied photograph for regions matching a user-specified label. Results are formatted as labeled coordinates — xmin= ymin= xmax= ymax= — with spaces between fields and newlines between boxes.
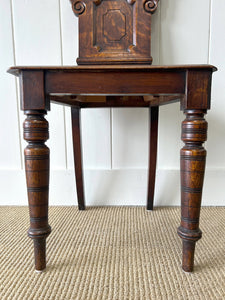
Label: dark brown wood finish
xmin=45 ymin=69 xmax=186 ymax=95
xmin=19 ymin=70 xmax=51 ymax=272
xmin=51 ymin=95 xmax=151 ymax=107
xmin=23 ymin=110 xmax=51 ymax=271
xmin=147 ymin=106 xmax=158 ymax=210
xmin=178 ymin=109 xmax=207 ymax=272
xmin=71 ymin=107 xmax=85 ymax=210
xmin=19 ymin=70 xmax=50 ymax=111
xmin=70 ymin=0 xmax=159 ymax=65
xmin=8 ymin=64 xmax=216 ymax=272
xmin=8 ymin=65 xmax=217 ymax=76
xmin=7 ymin=0 xmax=216 ymax=274
xmin=182 ymin=70 xmax=213 ymax=110
xmin=50 ymin=94 xmax=182 ymax=108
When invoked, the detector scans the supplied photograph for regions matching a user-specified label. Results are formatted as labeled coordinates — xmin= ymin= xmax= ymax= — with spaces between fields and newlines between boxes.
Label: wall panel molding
xmin=0 ymin=169 xmax=224 ymax=206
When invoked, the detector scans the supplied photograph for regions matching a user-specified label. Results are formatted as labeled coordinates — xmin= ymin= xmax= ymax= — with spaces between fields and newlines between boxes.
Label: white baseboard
xmin=0 ymin=169 xmax=224 ymax=206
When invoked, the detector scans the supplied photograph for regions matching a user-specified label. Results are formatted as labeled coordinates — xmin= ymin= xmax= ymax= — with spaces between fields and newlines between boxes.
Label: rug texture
xmin=0 ymin=206 xmax=224 ymax=300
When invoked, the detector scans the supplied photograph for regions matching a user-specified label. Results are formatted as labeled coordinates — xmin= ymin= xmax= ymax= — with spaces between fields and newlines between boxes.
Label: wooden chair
xmin=8 ymin=0 xmax=217 ymax=273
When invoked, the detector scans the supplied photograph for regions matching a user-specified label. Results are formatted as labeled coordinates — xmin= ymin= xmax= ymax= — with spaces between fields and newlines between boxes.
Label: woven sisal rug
xmin=1 ymin=206 xmax=224 ymax=299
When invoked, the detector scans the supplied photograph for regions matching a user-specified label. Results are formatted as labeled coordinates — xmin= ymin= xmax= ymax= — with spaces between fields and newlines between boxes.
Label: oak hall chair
xmin=8 ymin=0 xmax=217 ymax=273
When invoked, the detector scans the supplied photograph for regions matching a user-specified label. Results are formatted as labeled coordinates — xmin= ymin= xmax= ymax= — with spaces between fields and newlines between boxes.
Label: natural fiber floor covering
xmin=0 ymin=206 xmax=224 ymax=300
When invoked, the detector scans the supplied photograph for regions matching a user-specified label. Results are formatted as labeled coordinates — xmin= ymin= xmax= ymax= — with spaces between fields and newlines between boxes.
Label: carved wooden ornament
xmin=70 ymin=0 xmax=159 ymax=65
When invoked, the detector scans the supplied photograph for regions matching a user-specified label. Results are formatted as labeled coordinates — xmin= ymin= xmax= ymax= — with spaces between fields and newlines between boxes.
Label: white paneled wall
xmin=11 ymin=0 xmax=67 ymax=169
xmin=0 ymin=0 xmax=224 ymax=206
xmin=0 ymin=1 xmax=21 ymax=169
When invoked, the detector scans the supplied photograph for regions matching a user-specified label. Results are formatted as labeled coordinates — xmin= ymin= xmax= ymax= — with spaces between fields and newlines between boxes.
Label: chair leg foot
xmin=182 ymin=240 xmax=196 ymax=272
xmin=146 ymin=204 xmax=153 ymax=211
xmin=78 ymin=204 xmax=85 ymax=211
xmin=33 ymin=239 xmax=47 ymax=272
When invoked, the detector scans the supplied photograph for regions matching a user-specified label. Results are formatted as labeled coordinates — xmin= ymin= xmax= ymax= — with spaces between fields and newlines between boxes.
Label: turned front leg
xmin=178 ymin=109 xmax=207 ymax=272
xmin=23 ymin=110 xmax=51 ymax=271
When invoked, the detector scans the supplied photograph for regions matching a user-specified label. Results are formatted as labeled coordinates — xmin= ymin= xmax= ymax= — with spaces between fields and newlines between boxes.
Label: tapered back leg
xmin=71 ymin=107 xmax=85 ymax=210
xmin=147 ymin=106 xmax=159 ymax=210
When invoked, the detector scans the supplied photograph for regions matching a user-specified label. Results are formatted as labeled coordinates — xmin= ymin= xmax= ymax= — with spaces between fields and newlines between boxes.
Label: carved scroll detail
xmin=144 ymin=0 xmax=159 ymax=14
xmin=72 ymin=1 xmax=86 ymax=16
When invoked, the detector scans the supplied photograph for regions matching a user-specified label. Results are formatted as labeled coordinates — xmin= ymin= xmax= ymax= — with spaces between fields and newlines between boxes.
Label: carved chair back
xmin=70 ymin=0 xmax=159 ymax=65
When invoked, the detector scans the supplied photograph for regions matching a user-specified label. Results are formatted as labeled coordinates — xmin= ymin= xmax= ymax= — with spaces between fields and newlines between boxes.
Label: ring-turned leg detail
xmin=24 ymin=110 xmax=51 ymax=271
xmin=178 ymin=109 xmax=207 ymax=272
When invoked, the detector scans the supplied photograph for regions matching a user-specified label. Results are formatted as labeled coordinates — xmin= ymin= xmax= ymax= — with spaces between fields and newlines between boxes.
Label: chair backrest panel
xmin=70 ymin=0 xmax=159 ymax=65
